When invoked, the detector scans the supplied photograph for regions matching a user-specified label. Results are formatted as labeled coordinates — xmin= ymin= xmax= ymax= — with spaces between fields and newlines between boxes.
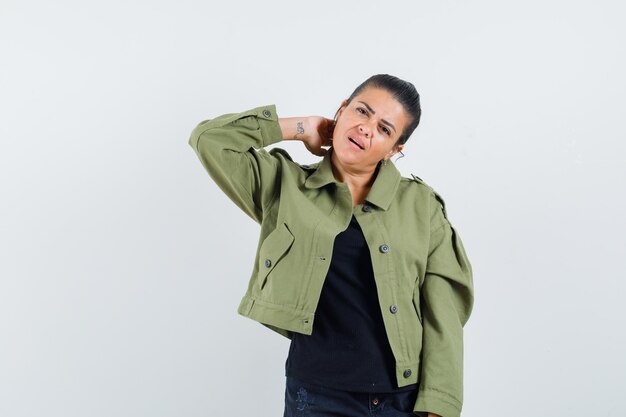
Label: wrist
xmin=278 ymin=117 xmax=309 ymax=142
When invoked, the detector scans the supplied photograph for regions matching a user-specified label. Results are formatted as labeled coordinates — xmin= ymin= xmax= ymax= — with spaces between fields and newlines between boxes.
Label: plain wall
xmin=1 ymin=1 xmax=625 ymax=416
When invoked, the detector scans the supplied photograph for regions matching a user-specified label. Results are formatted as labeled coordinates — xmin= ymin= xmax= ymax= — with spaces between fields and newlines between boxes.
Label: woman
xmin=188 ymin=74 xmax=474 ymax=417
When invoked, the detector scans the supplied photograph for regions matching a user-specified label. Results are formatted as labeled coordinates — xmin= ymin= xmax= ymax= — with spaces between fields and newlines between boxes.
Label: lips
xmin=348 ymin=136 xmax=365 ymax=150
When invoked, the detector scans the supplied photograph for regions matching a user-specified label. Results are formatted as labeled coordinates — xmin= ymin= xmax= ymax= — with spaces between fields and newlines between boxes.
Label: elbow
xmin=188 ymin=119 xmax=213 ymax=151
xmin=188 ymin=126 xmax=202 ymax=152
xmin=456 ymin=280 xmax=474 ymax=327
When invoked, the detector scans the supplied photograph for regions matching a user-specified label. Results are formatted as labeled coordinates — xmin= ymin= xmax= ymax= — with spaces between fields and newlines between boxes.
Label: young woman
xmin=188 ymin=74 xmax=474 ymax=417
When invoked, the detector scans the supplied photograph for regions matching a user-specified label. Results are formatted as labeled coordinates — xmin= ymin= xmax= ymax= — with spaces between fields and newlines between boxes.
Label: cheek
xmin=378 ymin=142 xmax=397 ymax=157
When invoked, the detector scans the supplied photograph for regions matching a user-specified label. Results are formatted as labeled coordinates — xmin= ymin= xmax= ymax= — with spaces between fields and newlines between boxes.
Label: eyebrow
xmin=357 ymin=100 xmax=397 ymax=134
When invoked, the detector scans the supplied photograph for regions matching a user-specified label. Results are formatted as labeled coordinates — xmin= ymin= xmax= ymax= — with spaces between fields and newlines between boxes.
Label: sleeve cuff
xmin=253 ymin=104 xmax=284 ymax=147
xmin=413 ymin=388 xmax=462 ymax=417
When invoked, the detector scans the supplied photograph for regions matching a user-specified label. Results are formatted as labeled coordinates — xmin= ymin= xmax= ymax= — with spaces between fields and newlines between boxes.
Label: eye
xmin=357 ymin=107 xmax=391 ymax=135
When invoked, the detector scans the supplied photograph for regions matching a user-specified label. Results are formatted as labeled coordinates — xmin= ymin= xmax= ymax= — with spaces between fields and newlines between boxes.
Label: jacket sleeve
xmin=413 ymin=191 xmax=474 ymax=417
xmin=188 ymin=104 xmax=284 ymax=224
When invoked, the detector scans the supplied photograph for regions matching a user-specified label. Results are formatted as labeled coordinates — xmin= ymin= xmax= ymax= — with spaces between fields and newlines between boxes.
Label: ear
xmin=336 ymin=99 xmax=348 ymax=119
xmin=384 ymin=143 xmax=404 ymax=160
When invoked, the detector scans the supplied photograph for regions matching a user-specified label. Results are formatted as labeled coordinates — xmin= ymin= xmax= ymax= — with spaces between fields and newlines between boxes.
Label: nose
xmin=358 ymin=121 xmax=373 ymax=137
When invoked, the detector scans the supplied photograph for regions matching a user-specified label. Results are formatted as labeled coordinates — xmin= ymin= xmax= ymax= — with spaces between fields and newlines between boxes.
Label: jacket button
xmin=262 ymin=109 xmax=271 ymax=118
xmin=403 ymin=369 xmax=412 ymax=378
xmin=390 ymin=304 xmax=398 ymax=314
xmin=379 ymin=244 xmax=389 ymax=253
xmin=265 ymin=259 xmax=272 ymax=268
xmin=362 ymin=204 xmax=372 ymax=212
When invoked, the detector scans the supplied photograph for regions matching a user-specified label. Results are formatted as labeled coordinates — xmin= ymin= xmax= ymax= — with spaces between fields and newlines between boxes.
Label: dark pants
xmin=283 ymin=376 xmax=419 ymax=417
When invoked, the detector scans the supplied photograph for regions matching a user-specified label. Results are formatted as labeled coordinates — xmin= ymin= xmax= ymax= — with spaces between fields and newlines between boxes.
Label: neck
xmin=330 ymin=149 xmax=379 ymax=191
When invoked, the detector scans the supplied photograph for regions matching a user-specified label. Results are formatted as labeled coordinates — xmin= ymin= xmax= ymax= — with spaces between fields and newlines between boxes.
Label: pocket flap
xmin=258 ymin=223 xmax=295 ymax=288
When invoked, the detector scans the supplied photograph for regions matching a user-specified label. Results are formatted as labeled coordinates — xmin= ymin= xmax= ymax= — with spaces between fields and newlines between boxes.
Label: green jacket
xmin=188 ymin=104 xmax=474 ymax=417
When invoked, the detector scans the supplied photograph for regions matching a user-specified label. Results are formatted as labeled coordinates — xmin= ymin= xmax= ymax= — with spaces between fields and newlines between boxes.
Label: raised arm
xmin=188 ymin=104 xmax=333 ymax=224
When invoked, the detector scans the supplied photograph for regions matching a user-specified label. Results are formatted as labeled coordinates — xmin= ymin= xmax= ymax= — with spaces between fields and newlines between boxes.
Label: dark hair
xmin=333 ymin=74 xmax=421 ymax=147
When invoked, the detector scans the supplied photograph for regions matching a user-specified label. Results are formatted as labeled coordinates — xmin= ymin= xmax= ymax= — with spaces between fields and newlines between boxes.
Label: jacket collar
xmin=304 ymin=147 xmax=401 ymax=211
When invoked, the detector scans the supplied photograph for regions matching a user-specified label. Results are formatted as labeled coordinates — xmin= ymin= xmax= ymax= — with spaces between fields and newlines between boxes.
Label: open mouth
xmin=349 ymin=137 xmax=365 ymax=150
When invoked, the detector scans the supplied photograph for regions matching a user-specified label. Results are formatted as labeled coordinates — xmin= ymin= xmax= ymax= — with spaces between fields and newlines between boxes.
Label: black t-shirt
xmin=285 ymin=214 xmax=418 ymax=393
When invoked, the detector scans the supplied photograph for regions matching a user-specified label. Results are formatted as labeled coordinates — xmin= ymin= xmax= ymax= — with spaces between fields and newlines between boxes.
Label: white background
xmin=2 ymin=1 xmax=625 ymax=416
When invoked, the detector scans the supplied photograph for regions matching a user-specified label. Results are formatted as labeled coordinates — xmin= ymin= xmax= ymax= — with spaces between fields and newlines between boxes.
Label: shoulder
xmin=266 ymin=147 xmax=321 ymax=173
xmin=267 ymin=146 xmax=295 ymax=162
xmin=403 ymin=172 xmax=449 ymax=221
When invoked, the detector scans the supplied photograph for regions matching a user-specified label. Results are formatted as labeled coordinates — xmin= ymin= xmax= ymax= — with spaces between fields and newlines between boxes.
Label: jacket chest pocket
xmin=258 ymin=222 xmax=295 ymax=290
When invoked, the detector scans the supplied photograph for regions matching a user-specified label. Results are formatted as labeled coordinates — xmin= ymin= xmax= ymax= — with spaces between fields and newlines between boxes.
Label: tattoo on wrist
xmin=294 ymin=121 xmax=305 ymax=140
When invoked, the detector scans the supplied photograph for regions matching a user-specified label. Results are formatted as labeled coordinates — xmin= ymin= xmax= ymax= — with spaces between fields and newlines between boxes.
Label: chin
xmin=332 ymin=146 xmax=365 ymax=167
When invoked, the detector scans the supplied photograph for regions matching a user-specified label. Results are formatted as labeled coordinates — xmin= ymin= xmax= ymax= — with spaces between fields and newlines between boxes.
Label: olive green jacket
xmin=188 ymin=104 xmax=474 ymax=417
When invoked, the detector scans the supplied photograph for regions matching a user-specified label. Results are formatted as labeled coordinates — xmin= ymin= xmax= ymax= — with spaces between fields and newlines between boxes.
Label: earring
xmin=382 ymin=159 xmax=388 ymax=166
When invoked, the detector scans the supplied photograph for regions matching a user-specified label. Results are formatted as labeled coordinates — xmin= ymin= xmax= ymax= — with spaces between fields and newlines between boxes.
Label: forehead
xmin=352 ymin=87 xmax=408 ymax=126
